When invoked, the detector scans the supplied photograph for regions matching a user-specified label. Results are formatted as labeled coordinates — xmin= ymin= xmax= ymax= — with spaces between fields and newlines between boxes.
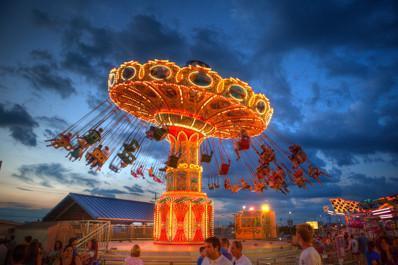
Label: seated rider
xmin=167 ymin=152 xmax=182 ymax=168
xmin=252 ymin=178 xmax=266 ymax=192
xmin=201 ymin=150 xmax=213 ymax=163
xmin=219 ymin=159 xmax=231 ymax=175
xmin=136 ymin=165 xmax=144 ymax=177
xmin=288 ymin=144 xmax=302 ymax=155
xmin=240 ymin=178 xmax=251 ymax=190
xmin=230 ymin=184 xmax=241 ymax=193
xmin=288 ymin=144 xmax=307 ymax=168
xmin=84 ymin=128 xmax=103 ymax=145
xmin=308 ymin=165 xmax=322 ymax=183
xmin=234 ymin=129 xmax=251 ymax=160
xmin=90 ymin=146 xmax=110 ymax=171
xmin=148 ymin=167 xmax=156 ymax=178
xmin=259 ymin=145 xmax=275 ymax=165
xmin=224 ymin=178 xmax=232 ymax=190
xmin=123 ymin=139 xmax=140 ymax=152
xmin=131 ymin=169 xmax=139 ymax=178
xmin=86 ymin=145 xmax=103 ymax=165
xmin=256 ymin=164 xmax=271 ymax=180
xmin=47 ymin=132 xmax=73 ymax=150
xmin=146 ymin=126 xmax=168 ymax=141
xmin=67 ymin=138 xmax=88 ymax=161
xmin=293 ymin=168 xmax=309 ymax=188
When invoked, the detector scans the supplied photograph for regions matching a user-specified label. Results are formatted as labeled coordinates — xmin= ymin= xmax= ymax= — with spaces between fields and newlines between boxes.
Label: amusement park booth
xmin=235 ymin=204 xmax=277 ymax=240
xmin=329 ymin=194 xmax=398 ymax=238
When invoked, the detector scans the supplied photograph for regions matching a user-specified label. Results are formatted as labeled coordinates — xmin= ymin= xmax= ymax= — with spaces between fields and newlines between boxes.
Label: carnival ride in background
xmin=47 ymin=59 xmax=328 ymax=244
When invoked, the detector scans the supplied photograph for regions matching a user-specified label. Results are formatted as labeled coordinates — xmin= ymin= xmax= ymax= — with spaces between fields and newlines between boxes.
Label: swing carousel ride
xmin=47 ymin=59 xmax=328 ymax=244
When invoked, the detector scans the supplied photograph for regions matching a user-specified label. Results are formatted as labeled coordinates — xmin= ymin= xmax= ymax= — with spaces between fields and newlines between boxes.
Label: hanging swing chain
xmin=62 ymin=100 xmax=109 ymax=135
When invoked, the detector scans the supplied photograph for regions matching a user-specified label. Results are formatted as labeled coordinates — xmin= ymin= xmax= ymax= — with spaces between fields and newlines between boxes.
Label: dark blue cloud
xmin=13 ymin=163 xmax=101 ymax=188
xmin=0 ymin=103 xmax=38 ymax=146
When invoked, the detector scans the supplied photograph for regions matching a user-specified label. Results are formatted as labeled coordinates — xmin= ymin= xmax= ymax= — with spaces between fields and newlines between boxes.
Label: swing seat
xmin=214 ymin=183 xmax=220 ymax=189
xmin=208 ymin=183 xmax=215 ymax=190
xmin=51 ymin=134 xmax=73 ymax=150
xmin=167 ymin=155 xmax=180 ymax=168
xmin=91 ymin=149 xmax=108 ymax=165
xmin=124 ymin=139 xmax=140 ymax=152
xmin=200 ymin=153 xmax=213 ymax=163
xmin=293 ymin=168 xmax=304 ymax=179
xmin=219 ymin=163 xmax=230 ymax=175
xmin=147 ymin=126 xmax=168 ymax=141
xmin=296 ymin=151 xmax=307 ymax=164
xmin=230 ymin=185 xmax=241 ymax=193
xmin=109 ymin=164 xmax=120 ymax=173
xmin=224 ymin=179 xmax=231 ymax=189
xmin=70 ymin=147 xmax=83 ymax=159
xmin=289 ymin=144 xmax=301 ymax=154
xmin=117 ymin=152 xmax=136 ymax=165
xmin=131 ymin=170 xmax=139 ymax=178
xmin=238 ymin=139 xmax=250 ymax=150
xmin=84 ymin=130 xmax=101 ymax=145
xmin=136 ymin=167 xmax=144 ymax=176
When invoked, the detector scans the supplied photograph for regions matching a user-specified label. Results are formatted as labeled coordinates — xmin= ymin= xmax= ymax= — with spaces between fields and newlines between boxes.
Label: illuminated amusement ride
xmin=47 ymin=59 xmax=328 ymax=244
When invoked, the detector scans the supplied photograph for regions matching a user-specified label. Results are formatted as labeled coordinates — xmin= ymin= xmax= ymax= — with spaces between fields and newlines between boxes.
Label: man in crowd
xmin=220 ymin=238 xmax=233 ymax=261
xmin=358 ymin=232 xmax=368 ymax=265
xmin=296 ymin=223 xmax=322 ymax=265
xmin=197 ymin=246 xmax=206 ymax=265
xmin=230 ymin=241 xmax=252 ymax=265
xmin=202 ymin=237 xmax=232 ymax=265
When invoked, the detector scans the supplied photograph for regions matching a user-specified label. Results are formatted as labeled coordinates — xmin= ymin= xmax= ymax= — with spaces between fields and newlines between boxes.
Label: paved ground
xmin=102 ymin=240 xmax=299 ymax=265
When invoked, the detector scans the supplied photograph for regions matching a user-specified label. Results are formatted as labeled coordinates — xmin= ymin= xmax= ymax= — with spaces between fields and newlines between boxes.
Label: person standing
xmin=379 ymin=237 xmax=395 ymax=265
xmin=295 ymin=223 xmax=322 ymax=265
xmin=124 ymin=245 xmax=143 ymax=265
xmin=202 ymin=237 xmax=232 ymax=265
xmin=358 ymin=233 xmax=369 ymax=265
xmin=197 ymin=246 xmax=206 ymax=265
xmin=366 ymin=241 xmax=381 ymax=265
xmin=0 ymin=240 xmax=7 ymax=265
xmin=220 ymin=238 xmax=233 ymax=261
xmin=349 ymin=235 xmax=360 ymax=264
xmin=47 ymin=240 xmax=63 ymax=265
xmin=335 ymin=231 xmax=346 ymax=265
xmin=230 ymin=241 xmax=252 ymax=265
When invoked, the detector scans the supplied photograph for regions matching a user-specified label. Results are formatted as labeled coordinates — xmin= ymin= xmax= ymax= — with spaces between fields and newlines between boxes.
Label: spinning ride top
xmin=108 ymin=59 xmax=273 ymax=244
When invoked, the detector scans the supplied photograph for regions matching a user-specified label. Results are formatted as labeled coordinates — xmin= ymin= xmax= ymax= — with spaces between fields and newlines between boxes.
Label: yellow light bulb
xmin=261 ymin=204 xmax=270 ymax=212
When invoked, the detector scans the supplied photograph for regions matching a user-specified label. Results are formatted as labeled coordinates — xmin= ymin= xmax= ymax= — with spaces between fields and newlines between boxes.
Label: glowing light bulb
xmin=261 ymin=204 xmax=270 ymax=212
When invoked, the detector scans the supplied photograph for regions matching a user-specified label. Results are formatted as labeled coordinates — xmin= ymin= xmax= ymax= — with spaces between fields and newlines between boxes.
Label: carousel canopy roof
xmin=43 ymin=193 xmax=154 ymax=222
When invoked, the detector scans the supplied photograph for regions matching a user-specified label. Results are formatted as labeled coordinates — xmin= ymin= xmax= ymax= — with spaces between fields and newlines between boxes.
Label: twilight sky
xmin=0 ymin=0 xmax=397 ymax=224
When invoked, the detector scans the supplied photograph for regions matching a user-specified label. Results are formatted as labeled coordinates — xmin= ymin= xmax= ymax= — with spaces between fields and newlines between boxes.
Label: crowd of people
xmin=0 ymin=236 xmax=98 ymax=265
xmin=312 ymin=228 xmax=398 ymax=265
xmin=3 ymin=228 xmax=398 ymax=265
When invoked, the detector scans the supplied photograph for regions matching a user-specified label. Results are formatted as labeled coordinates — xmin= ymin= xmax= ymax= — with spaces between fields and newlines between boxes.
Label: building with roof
xmin=14 ymin=193 xmax=155 ymax=250
xmin=43 ymin=193 xmax=154 ymax=224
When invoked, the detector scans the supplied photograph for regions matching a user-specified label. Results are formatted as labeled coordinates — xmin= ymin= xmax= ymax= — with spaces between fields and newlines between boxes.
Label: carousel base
xmin=153 ymin=191 xmax=214 ymax=245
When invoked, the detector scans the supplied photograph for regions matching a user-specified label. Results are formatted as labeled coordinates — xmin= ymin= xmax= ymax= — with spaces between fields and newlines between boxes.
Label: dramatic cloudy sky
xmin=0 ymin=0 xmax=397 ymax=224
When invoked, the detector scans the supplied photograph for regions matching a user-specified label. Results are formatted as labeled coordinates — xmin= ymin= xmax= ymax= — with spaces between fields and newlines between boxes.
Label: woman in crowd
xmin=124 ymin=245 xmax=143 ymax=265
xmin=24 ymin=239 xmax=42 ymax=265
xmin=367 ymin=241 xmax=381 ymax=265
xmin=62 ymin=245 xmax=82 ymax=265
xmin=379 ymin=237 xmax=395 ymax=265
xmin=47 ymin=241 xmax=63 ymax=265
